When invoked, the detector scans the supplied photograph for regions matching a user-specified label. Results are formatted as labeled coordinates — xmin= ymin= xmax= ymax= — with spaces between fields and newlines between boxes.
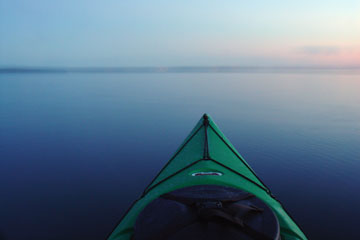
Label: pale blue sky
xmin=0 ymin=0 xmax=359 ymax=67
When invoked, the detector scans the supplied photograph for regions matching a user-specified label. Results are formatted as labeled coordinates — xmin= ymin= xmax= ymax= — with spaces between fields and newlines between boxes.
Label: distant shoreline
xmin=1 ymin=66 xmax=360 ymax=74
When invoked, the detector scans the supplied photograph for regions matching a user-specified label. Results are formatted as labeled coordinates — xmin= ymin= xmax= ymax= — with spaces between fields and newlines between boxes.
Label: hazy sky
xmin=0 ymin=0 xmax=359 ymax=67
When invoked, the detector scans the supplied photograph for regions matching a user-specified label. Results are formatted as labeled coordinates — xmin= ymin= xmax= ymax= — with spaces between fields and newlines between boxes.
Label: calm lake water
xmin=1 ymin=71 xmax=360 ymax=239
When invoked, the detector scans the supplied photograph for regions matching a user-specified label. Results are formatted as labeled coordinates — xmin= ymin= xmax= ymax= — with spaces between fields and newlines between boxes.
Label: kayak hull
xmin=108 ymin=114 xmax=307 ymax=240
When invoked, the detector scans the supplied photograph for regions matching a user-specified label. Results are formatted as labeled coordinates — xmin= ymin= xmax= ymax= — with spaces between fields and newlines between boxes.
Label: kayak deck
xmin=108 ymin=114 xmax=307 ymax=240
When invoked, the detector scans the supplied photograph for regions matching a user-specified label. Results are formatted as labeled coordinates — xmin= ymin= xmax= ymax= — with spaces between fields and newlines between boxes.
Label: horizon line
xmin=1 ymin=65 xmax=360 ymax=74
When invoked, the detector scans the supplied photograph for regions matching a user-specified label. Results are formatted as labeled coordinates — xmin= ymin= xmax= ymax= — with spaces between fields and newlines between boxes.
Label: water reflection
xmin=0 ymin=71 xmax=359 ymax=239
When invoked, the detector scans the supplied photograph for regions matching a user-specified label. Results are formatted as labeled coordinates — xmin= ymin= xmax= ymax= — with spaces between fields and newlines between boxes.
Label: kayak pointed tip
xmin=202 ymin=113 xmax=211 ymax=125
xmin=202 ymin=113 xmax=213 ymax=120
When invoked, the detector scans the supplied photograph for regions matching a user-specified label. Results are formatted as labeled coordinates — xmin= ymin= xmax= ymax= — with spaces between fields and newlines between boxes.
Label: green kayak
xmin=108 ymin=114 xmax=307 ymax=240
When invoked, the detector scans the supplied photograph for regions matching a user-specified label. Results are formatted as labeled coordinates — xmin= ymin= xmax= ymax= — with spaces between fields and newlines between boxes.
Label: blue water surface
xmin=1 ymin=71 xmax=360 ymax=239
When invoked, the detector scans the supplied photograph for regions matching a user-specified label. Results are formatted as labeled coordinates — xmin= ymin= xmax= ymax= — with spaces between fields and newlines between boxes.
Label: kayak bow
xmin=108 ymin=114 xmax=307 ymax=240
